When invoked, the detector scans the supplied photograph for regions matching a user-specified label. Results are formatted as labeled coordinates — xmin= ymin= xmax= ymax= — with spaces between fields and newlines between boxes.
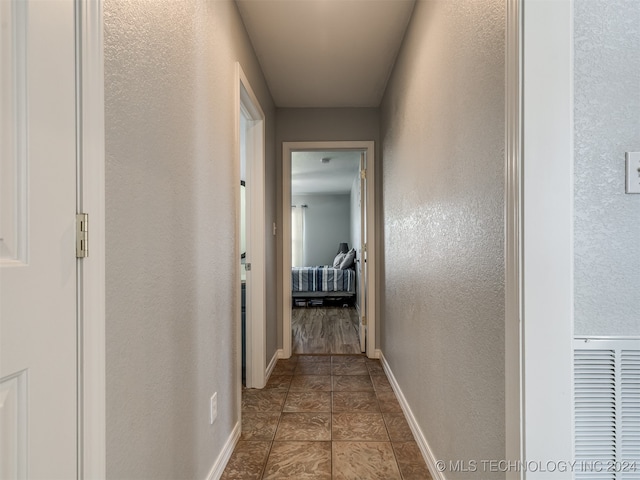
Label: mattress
xmin=291 ymin=266 xmax=356 ymax=293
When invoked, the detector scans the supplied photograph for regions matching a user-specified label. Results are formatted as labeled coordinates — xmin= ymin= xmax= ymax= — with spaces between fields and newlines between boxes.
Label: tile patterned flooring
xmin=221 ymin=354 xmax=433 ymax=480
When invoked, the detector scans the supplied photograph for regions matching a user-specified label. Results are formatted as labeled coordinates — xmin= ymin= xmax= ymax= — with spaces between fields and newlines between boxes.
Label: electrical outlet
xmin=210 ymin=392 xmax=217 ymax=425
xmin=626 ymin=152 xmax=640 ymax=194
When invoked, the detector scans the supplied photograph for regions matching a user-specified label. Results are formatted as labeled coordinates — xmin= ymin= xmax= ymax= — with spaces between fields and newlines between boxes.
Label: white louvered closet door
xmin=574 ymin=341 xmax=640 ymax=480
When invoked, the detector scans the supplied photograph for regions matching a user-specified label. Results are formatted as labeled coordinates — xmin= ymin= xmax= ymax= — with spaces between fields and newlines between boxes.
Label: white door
xmin=238 ymin=67 xmax=266 ymax=389
xmin=1 ymin=1 xmax=78 ymax=478
xmin=357 ymin=153 xmax=367 ymax=353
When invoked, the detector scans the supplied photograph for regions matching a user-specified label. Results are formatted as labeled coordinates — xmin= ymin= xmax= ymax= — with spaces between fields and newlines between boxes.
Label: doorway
xmin=237 ymin=64 xmax=267 ymax=389
xmin=282 ymin=141 xmax=377 ymax=358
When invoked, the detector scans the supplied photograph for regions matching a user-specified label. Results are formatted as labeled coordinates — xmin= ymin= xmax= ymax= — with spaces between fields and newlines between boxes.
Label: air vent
xmin=574 ymin=339 xmax=640 ymax=480
xmin=620 ymin=351 xmax=640 ymax=480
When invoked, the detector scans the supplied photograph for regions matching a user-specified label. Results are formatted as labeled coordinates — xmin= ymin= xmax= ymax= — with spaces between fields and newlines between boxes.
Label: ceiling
xmin=292 ymin=151 xmax=361 ymax=195
xmin=235 ymin=0 xmax=416 ymax=108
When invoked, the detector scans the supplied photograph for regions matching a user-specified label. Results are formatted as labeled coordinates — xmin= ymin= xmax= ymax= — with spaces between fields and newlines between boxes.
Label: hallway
xmin=222 ymin=355 xmax=432 ymax=479
xmin=92 ymin=0 xmax=640 ymax=477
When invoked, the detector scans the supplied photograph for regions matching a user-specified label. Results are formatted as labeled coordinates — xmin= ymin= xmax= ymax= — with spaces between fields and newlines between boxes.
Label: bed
xmin=291 ymin=266 xmax=356 ymax=304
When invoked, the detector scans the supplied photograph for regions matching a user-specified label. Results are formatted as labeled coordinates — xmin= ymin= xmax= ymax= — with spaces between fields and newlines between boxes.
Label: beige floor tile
xmin=332 ymin=362 xmax=369 ymax=376
xmin=376 ymin=391 xmax=403 ymax=413
xmin=332 ymin=441 xmax=401 ymax=480
xmin=220 ymin=441 xmax=270 ymax=480
xmin=262 ymin=441 xmax=331 ymax=480
xmin=297 ymin=355 xmax=332 ymax=364
xmin=274 ymin=412 xmax=331 ymax=441
xmin=283 ymin=391 xmax=332 ymax=412
xmin=333 ymin=375 xmax=374 ymax=392
xmin=264 ymin=374 xmax=293 ymax=391
xmin=393 ymin=442 xmax=433 ymax=479
xmin=332 ymin=391 xmax=380 ymax=412
xmin=272 ymin=361 xmax=297 ymax=375
xmin=240 ymin=412 xmax=280 ymax=441
xmin=371 ymin=375 xmax=394 ymax=393
xmin=295 ymin=363 xmax=332 ymax=375
xmin=383 ymin=413 xmax=414 ymax=441
xmin=366 ymin=361 xmax=385 ymax=375
xmin=332 ymin=412 xmax=389 ymax=441
xmin=290 ymin=375 xmax=332 ymax=392
xmin=241 ymin=390 xmax=287 ymax=412
xmin=331 ymin=355 xmax=366 ymax=365
xmin=226 ymin=350 xmax=426 ymax=479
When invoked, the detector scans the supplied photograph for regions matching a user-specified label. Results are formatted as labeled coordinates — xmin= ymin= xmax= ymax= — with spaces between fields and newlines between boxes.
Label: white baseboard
xmin=265 ymin=349 xmax=283 ymax=380
xmin=205 ymin=421 xmax=241 ymax=480
xmin=379 ymin=351 xmax=446 ymax=480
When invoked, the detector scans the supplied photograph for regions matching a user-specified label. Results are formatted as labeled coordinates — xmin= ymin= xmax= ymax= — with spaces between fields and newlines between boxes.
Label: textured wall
xmin=380 ymin=1 xmax=506 ymax=478
xmin=292 ymin=194 xmax=351 ymax=266
xmin=275 ymin=108 xmax=380 ymax=144
xmin=574 ymin=0 xmax=640 ymax=336
xmin=104 ymin=1 xmax=275 ymax=477
xmin=275 ymin=108 xmax=380 ymax=348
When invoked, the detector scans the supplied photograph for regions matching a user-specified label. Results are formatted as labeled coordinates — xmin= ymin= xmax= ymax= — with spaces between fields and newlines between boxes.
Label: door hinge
xmin=360 ymin=169 xmax=366 ymax=180
xmin=362 ymin=243 xmax=367 ymax=254
xmin=245 ymin=262 xmax=251 ymax=271
xmin=362 ymin=315 xmax=367 ymax=326
xmin=76 ymin=213 xmax=89 ymax=258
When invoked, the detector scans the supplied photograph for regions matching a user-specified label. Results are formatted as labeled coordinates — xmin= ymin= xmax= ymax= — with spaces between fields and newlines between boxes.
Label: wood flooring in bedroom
xmin=292 ymin=307 xmax=361 ymax=354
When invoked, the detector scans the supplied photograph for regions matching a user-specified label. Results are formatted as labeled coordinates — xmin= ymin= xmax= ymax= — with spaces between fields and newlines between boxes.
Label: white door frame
xmin=505 ymin=1 xmax=574 ymax=478
xmin=77 ymin=0 xmax=106 ymax=477
xmin=358 ymin=151 xmax=367 ymax=353
xmin=236 ymin=64 xmax=267 ymax=389
xmin=282 ymin=141 xmax=377 ymax=358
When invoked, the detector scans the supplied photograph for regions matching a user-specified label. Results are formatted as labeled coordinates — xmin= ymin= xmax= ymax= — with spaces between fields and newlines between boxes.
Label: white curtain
xmin=291 ymin=205 xmax=306 ymax=267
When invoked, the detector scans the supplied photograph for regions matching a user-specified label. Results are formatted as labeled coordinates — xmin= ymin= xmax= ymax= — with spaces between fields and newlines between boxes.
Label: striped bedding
xmin=292 ymin=267 xmax=355 ymax=293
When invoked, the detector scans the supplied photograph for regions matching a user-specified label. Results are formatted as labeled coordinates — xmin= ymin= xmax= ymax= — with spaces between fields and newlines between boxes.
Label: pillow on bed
xmin=339 ymin=248 xmax=356 ymax=269
xmin=333 ymin=252 xmax=346 ymax=268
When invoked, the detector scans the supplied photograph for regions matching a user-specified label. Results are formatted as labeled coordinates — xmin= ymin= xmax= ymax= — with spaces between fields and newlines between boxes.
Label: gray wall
xmin=292 ymin=194 xmax=351 ymax=266
xmin=574 ymin=0 xmax=640 ymax=336
xmin=276 ymin=108 xmax=380 ymax=349
xmin=276 ymin=108 xmax=381 ymax=145
xmin=379 ymin=0 xmax=506 ymax=478
xmin=104 ymin=1 xmax=276 ymax=477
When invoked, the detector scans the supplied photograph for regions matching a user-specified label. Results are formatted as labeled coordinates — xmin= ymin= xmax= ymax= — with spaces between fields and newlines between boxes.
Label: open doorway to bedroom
xmin=282 ymin=141 xmax=377 ymax=358
xmin=291 ymin=150 xmax=361 ymax=354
